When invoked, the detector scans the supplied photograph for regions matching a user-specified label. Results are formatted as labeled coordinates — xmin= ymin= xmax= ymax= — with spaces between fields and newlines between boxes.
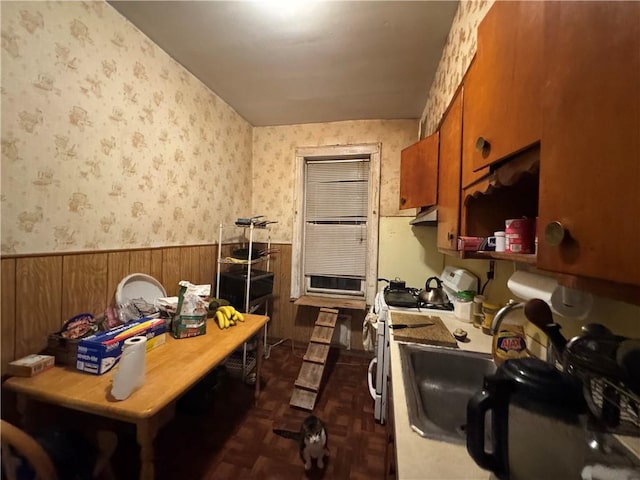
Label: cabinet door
xmin=399 ymin=132 xmax=439 ymax=210
xmin=437 ymin=89 xmax=463 ymax=251
xmin=538 ymin=2 xmax=640 ymax=286
xmin=463 ymin=1 xmax=544 ymax=172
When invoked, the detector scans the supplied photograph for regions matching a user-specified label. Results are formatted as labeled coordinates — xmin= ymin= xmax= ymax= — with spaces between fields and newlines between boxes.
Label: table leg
xmin=255 ymin=330 xmax=263 ymax=400
xmin=136 ymin=404 xmax=176 ymax=480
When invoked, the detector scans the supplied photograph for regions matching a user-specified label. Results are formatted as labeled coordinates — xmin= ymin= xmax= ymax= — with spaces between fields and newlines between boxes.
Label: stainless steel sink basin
xmin=399 ymin=343 xmax=496 ymax=443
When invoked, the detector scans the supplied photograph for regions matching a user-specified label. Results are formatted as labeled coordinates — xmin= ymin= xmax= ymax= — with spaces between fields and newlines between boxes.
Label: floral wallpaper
xmin=252 ymin=119 xmax=417 ymax=243
xmin=1 ymin=1 xmax=253 ymax=255
xmin=1 ymin=0 xmax=494 ymax=254
xmin=421 ymin=0 xmax=494 ymax=135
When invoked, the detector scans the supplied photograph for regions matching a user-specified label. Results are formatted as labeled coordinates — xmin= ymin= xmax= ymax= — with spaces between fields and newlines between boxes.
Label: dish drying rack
xmin=581 ymin=373 xmax=639 ymax=437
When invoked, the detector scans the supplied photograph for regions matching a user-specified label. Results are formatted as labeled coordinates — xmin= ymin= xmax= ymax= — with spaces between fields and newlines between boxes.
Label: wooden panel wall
xmin=0 ymin=242 xmax=369 ymax=375
xmin=0 ymin=245 xmax=218 ymax=375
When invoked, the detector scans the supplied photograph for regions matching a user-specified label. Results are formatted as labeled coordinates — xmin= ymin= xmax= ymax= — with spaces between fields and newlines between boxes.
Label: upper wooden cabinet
xmin=537 ymin=1 xmax=640 ymax=287
xmin=437 ymin=89 xmax=463 ymax=251
xmin=399 ymin=132 xmax=439 ymax=210
xmin=463 ymin=1 xmax=544 ymax=174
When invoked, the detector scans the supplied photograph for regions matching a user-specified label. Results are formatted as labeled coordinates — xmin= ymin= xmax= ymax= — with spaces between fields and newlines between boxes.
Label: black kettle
xmin=466 ymin=357 xmax=590 ymax=480
xmin=418 ymin=277 xmax=448 ymax=305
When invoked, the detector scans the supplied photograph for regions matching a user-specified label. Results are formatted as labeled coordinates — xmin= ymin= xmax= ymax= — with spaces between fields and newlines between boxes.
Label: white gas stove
xmin=367 ymin=267 xmax=478 ymax=424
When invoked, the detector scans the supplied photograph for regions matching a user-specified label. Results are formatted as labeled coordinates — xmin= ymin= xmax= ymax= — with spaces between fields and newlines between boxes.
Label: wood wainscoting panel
xmin=271 ymin=243 xmax=295 ymax=340
xmin=197 ymin=245 xmax=216 ymax=287
xmin=15 ymin=257 xmax=63 ymax=359
xmin=162 ymin=248 xmax=182 ymax=296
xmin=61 ymin=254 xmax=108 ymax=323
xmin=150 ymin=249 xmax=164 ymax=285
xmin=1 ymin=259 xmax=16 ymax=374
xmin=129 ymin=249 xmax=152 ymax=275
xmin=178 ymin=247 xmax=195 ymax=286
xmin=107 ymin=251 xmax=130 ymax=305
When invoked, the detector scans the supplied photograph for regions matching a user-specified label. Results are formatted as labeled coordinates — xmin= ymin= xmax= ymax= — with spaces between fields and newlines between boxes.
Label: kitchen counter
xmin=389 ymin=310 xmax=495 ymax=480
xmin=389 ymin=310 xmax=640 ymax=479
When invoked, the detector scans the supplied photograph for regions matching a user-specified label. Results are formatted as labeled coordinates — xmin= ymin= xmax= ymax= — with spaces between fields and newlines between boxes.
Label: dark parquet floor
xmin=111 ymin=341 xmax=386 ymax=480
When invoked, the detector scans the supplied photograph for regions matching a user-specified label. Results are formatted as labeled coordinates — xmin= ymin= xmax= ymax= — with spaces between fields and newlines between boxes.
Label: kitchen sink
xmin=398 ymin=343 xmax=496 ymax=443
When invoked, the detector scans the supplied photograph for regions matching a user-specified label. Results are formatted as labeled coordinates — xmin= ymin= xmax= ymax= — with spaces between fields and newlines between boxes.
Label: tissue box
xmin=76 ymin=317 xmax=166 ymax=375
xmin=8 ymin=354 xmax=55 ymax=377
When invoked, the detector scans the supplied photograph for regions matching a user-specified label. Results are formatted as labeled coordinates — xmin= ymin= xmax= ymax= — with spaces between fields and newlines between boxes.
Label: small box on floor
xmin=8 ymin=354 xmax=55 ymax=377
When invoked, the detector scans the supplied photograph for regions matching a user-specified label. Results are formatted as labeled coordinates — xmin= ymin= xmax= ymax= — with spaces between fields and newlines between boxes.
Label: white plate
xmin=116 ymin=273 xmax=167 ymax=306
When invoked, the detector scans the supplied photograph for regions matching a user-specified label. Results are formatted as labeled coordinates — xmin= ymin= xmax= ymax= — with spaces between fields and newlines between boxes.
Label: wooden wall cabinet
xmin=537 ymin=1 xmax=640 ymax=287
xmin=399 ymin=132 xmax=439 ymax=210
xmin=462 ymin=1 xmax=544 ymax=174
xmin=436 ymin=88 xmax=463 ymax=251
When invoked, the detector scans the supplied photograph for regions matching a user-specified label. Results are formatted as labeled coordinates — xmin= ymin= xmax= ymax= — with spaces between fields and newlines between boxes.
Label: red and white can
xmin=505 ymin=218 xmax=536 ymax=254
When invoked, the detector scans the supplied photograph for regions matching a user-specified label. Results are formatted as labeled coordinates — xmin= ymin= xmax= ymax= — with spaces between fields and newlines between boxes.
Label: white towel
xmin=362 ymin=305 xmax=378 ymax=352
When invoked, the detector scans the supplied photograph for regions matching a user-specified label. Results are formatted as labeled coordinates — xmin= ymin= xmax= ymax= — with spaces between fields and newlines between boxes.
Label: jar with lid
xmin=453 ymin=290 xmax=475 ymax=323
xmin=472 ymin=295 xmax=485 ymax=328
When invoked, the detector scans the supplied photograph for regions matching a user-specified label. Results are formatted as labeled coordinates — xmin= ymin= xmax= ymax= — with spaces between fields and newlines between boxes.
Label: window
xmin=291 ymin=144 xmax=380 ymax=304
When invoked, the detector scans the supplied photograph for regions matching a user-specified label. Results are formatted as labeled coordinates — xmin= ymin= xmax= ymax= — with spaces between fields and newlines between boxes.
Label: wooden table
xmin=3 ymin=314 xmax=269 ymax=480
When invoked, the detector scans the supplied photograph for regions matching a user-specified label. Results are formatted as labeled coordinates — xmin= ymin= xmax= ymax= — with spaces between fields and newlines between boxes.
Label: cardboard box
xmin=8 ymin=354 xmax=55 ymax=377
xmin=457 ymin=236 xmax=485 ymax=251
xmin=76 ymin=317 xmax=166 ymax=375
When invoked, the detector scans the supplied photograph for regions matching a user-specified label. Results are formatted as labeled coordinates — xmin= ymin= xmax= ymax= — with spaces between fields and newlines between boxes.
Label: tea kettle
xmin=466 ymin=357 xmax=590 ymax=480
xmin=418 ymin=277 xmax=448 ymax=305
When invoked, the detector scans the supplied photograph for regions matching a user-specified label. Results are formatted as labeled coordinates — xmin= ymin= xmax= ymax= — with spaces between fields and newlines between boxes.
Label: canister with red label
xmin=505 ymin=218 xmax=536 ymax=254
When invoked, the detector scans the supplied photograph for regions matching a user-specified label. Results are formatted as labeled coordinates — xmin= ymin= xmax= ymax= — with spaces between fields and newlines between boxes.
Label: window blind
xmin=303 ymin=159 xmax=369 ymax=278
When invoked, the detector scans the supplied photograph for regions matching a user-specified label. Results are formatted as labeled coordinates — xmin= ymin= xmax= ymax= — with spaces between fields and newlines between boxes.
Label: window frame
xmin=291 ymin=143 xmax=381 ymax=304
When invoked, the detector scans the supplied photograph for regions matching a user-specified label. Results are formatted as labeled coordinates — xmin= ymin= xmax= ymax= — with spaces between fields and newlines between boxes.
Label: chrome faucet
xmin=490 ymin=299 xmax=523 ymax=334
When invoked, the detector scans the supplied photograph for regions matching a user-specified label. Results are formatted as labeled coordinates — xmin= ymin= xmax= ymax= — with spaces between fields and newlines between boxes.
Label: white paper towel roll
xmin=111 ymin=335 xmax=147 ymax=401
xmin=507 ymin=270 xmax=593 ymax=319
xmin=507 ymin=270 xmax=558 ymax=305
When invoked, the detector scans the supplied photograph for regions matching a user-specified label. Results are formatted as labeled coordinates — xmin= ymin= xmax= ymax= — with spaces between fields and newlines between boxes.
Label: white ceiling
xmin=108 ymin=1 xmax=458 ymax=127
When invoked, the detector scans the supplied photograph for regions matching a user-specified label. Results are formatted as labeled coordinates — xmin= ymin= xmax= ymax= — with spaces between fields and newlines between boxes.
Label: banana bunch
xmin=214 ymin=305 xmax=245 ymax=329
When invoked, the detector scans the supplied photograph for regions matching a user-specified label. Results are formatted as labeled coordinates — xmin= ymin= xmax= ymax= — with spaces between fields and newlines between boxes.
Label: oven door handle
xmin=367 ymin=357 xmax=377 ymax=399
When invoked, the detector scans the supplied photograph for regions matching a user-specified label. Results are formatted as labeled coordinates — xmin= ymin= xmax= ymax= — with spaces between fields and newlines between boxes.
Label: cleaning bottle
xmin=491 ymin=300 xmax=529 ymax=366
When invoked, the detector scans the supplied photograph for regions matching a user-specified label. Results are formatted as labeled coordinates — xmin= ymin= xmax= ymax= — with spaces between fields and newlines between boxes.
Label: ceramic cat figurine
xmin=273 ymin=415 xmax=329 ymax=470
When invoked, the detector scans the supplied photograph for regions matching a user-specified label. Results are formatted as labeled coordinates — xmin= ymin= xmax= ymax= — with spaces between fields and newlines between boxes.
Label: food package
xmin=8 ymin=354 xmax=55 ymax=377
xmin=76 ymin=317 xmax=166 ymax=375
xmin=171 ymin=281 xmax=208 ymax=339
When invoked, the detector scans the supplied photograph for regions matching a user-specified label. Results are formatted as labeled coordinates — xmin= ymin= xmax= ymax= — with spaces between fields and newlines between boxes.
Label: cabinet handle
xmin=545 ymin=221 xmax=566 ymax=246
xmin=447 ymin=232 xmax=454 ymax=241
xmin=475 ymin=136 xmax=491 ymax=155
xmin=400 ymin=197 xmax=407 ymax=206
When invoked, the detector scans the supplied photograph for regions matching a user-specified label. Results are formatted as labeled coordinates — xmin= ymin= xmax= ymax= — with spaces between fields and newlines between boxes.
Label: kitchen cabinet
xmin=538 ymin=1 xmax=640 ymax=288
xmin=399 ymin=132 xmax=438 ymax=210
xmin=462 ymin=1 xmax=544 ymax=174
xmin=436 ymin=88 xmax=463 ymax=251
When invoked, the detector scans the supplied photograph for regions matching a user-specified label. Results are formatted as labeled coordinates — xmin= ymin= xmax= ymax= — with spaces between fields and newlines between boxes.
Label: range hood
xmin=409 ymin=206 xmax=437 ymax=225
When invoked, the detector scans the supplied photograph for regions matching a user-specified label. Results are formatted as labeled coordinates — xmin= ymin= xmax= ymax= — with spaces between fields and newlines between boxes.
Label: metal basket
xmin=583 ymin=375 xmax=640 ymax=437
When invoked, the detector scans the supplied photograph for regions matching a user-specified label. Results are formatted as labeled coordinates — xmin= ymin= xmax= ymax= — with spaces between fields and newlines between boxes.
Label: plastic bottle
xmin=494 ymin=231 xmax=506 ymax=252
xmin=491 ymin=304 xmax=529 ymax=366
xmin=454 ymin=290 xmax=475 ymax=323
